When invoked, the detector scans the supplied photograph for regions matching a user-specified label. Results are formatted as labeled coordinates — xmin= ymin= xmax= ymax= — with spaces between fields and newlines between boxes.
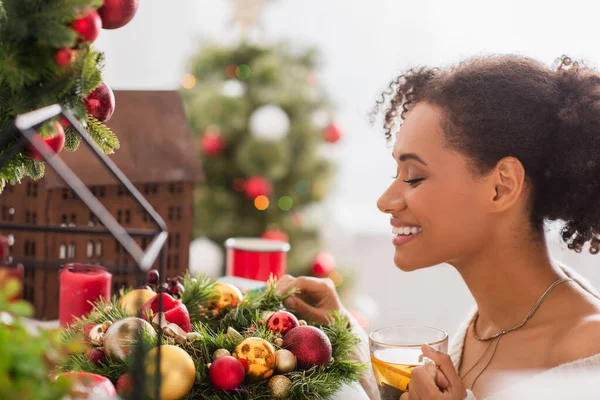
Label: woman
xmin=276 ymin=55 xmax=600 ymax=399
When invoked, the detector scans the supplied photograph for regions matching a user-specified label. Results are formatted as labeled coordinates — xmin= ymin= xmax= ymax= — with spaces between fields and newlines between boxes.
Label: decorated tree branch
xmin=0 ymin=0 xmax=139 ymax=190
xmin=60 ymin=273 xmax=366 ymax=399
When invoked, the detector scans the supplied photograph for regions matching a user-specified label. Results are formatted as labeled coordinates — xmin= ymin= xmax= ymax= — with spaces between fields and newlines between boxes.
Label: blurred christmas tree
xmin=181 ymin=41 xmax=344 ymax=277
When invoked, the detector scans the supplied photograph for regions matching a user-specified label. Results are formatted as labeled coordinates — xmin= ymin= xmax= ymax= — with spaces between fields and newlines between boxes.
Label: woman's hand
xmin=400 ymin=344 xmax=467 ymax=400
xmin=274 ymin=274 xmax=348 ymax=325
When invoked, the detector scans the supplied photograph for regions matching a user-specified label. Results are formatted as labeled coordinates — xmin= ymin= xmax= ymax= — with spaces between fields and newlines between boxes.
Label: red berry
xmin=116 ymin=373 xmax=132 ymax=397
xmin=55 ymin=48 xmax=74 ymax=66
xmin=147 ymin=270 xmax=159 ymax=285
xmin=84 ymin=348 xmax=105 ymax=365
xmin=169 ymin=282 xmax=185 ymax=298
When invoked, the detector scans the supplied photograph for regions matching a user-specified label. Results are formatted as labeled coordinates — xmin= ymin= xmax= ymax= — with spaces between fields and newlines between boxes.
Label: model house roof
xmin=44 ymin=90 xmax=203 ymax=189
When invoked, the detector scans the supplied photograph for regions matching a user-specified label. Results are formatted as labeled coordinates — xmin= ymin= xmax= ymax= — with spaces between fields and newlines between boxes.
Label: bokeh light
xmin=181 ymin=73 xmax=196 ymax=89
xmin=226 ymin=64 xmax=238 ymax=79
xmin=278 ymin=196 xmax=293 ymax=211
xmin=233 ymin=178 xmax=245 ymax=192
xmin=254 ymin=195 xmax=269 ymax=210
xmin=295 ymin=180 xmax=310 ymax=195
xmin=292 ymin=212 xmax=304 ymax=226
xmin=236 ymin=64 xmax=251 ymax=79
xmin=307 ymin=71 xmax=318 ymax=85
xmin=329 ymin=271 xmax=344 ymax=287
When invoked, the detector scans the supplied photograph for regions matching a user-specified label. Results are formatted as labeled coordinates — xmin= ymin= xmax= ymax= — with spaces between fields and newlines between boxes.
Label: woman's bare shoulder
xmin=548 ymin=311 xmax=600 ymax=367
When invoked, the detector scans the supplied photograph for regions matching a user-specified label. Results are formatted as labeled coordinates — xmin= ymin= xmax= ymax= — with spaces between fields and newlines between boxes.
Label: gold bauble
xmin=118 ymin=289 xmax=156 ymax=315
xmin=103 ymin=317 xmax=156 ymax=360
xmin=275 ymin=349 xmax=297 ymax=374
xmin=268 ymin=375 xmax=292 ymax=399
xmin=145 ymin=345 xmax=196 ymax=400
xmin=213 ymin=283 xmax=244 ymax=308
xmin=233 ymin=337 xmax=276 ymax=381
xmin=213 ymin=348 xmax=231 ymax=360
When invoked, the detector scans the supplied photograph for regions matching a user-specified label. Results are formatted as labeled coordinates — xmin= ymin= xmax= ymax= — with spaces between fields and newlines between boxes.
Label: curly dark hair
xmin=373 ymin=55 xmax=600 ymax=254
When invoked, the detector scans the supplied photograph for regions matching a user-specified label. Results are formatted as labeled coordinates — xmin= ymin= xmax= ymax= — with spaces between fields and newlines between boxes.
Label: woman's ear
xmin=488 ymin=156 xmax=527 ymax=212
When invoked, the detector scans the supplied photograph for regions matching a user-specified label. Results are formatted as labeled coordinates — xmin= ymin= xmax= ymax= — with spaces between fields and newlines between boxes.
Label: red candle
xmin=59 ymin=264 xmax=111 ymax=327
xmin=225 ymin=238 xmax=290 ymax=282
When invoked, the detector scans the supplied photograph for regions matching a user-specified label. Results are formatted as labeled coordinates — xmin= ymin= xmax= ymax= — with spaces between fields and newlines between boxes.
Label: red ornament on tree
xmin=200 ymin=131 xmax=226 ymax=156
xmin=25 ymin=121 xmax=65 ymax=161
xmin=98 ymin=0 xmax=140 ymax=29
xmin=283 ymin=325 xmax=333 ymax=369
xmin=267 ymin=310 xmax=299 ymax=336
xmin=85 ymin=82 xmax=116 ymax=122
xmin=244 ymin=176 xmax=272 ymax=199
xmin=209 ymin=356 xmax=246 ymax=390
xmin=311 ymin=252 xmax=336 ymax=278
xmin=324 ymin=123 xmax=342 ymax=143
xmin=261 ymin=229 xmax=289 ymax=243
xmin=72 ymin=11 xmax=102 ymax=43
xmin=55 ymin=48 xmax=74 ymax=66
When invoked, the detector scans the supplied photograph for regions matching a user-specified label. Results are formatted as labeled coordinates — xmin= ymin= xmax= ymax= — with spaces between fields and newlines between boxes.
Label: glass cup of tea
xmin=369 ymin=325 xmax=449 ymax=399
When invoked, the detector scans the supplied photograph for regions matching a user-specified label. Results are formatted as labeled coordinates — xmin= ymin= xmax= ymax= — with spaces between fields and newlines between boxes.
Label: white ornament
xmin=223 ymin=79 xmax=246 ymax=98
xmin=310 ymin=109 xmax=330 ymax=129
xmin=189 ymin=237 xmax=224 ymax=278
xmin=249 ymin=105 xmax=290 ymax=141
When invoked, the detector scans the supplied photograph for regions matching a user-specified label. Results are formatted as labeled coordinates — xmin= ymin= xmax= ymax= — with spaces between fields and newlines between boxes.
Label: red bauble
xmin=85 ymin=82 xmax=116 ymax=122
xmin=311 ymin=252 xmax=336 ymax=278
xmin=244 ymin=176 xmax=272 ymax=199
xmin=98 ymin=0 xmax=140 ymax=29
xmin=324 ymin=123 xmax=342 ymax=143
xmin=25 ymin=121 xmax=65 ymax=161
xmin=283 ymin=325 xmax=332 ymax=368
xmin=267 ymin=310 xmax=299 ymax=336
xmin=200 ymin=131 xmax=226 ymax=156
xmin=116 ymin=373 xmax=132 ymax=397
xmin=72 ymin=11 xmax=102 ymax=43
xmin=55 ymin=48 xmax=74 ymax=66
xmin=209 ymin=356 xmax=246 ymax=390
xmin=57 ymin=372 xmax=116 ymax=397
xmin=261 ymin=229 xmax=289 ymax=243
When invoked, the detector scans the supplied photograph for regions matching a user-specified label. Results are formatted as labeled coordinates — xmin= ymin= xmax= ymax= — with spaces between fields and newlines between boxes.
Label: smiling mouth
xmin=392 ymin=226 xmax=422 ymax=236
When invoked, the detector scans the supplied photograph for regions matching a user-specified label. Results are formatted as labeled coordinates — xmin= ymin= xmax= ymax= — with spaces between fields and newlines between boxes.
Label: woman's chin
xmin=393 ymin=254 xmax=428 ymax=272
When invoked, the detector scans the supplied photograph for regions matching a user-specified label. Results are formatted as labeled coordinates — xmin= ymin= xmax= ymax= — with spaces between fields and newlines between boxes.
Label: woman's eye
xmin=402 ymin=178 xmax=425 ymax=186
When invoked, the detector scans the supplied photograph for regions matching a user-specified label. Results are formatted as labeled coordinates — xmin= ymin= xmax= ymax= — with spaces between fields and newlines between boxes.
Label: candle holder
xmin=0 ymin=105 xmax=170 ymax=400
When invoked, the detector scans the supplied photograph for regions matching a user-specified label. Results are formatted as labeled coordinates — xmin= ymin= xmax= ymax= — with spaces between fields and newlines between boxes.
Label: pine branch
xmin=86 ymin=116 xmax=120 ymax=153
xmin=181 ymin=273 xmax=218 ymax=323
xmin=64 ymin=126 xmax=81 ymax=151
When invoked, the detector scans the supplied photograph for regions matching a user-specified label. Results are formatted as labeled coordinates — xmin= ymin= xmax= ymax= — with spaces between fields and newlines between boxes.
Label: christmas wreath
xmin=59 ymin=273 xmax=366 ymax=399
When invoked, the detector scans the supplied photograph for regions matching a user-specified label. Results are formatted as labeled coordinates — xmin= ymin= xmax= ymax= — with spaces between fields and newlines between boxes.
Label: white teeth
xmin=392 ymin=226 xmax=422 ymax=235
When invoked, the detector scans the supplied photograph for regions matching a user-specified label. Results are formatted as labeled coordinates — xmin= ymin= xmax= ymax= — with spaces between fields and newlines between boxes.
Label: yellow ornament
xmin=213 ymin=283 xmax=244 ymax=308
xmin=118 ymin=288 xmax=156 ymax=316
xmin=268 ymin=375 xmax=292 ymax=399
xmin=233 ymin=337 xmax=276 ymax=381
xmin=275 ymin=349 xmax=297 ymax=374
xmin=144 ymin=345 xmax=196 ymax=400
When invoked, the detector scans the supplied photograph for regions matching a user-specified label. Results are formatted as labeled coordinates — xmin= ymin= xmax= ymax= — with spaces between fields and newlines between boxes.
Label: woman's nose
xmin=377 ymin=182 xmax=407 ymax=214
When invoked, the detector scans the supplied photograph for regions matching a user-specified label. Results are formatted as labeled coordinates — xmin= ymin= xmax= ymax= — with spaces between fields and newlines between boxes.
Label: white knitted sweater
xmin=450 ymin=264 xmax=600 ymax=400
xmin=343 ymin=264 xmax=600 ymax=400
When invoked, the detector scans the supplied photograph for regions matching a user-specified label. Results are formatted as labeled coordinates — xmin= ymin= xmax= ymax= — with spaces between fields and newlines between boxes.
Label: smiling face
xmin=377 ymin=102 xmax=498 ymax=271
